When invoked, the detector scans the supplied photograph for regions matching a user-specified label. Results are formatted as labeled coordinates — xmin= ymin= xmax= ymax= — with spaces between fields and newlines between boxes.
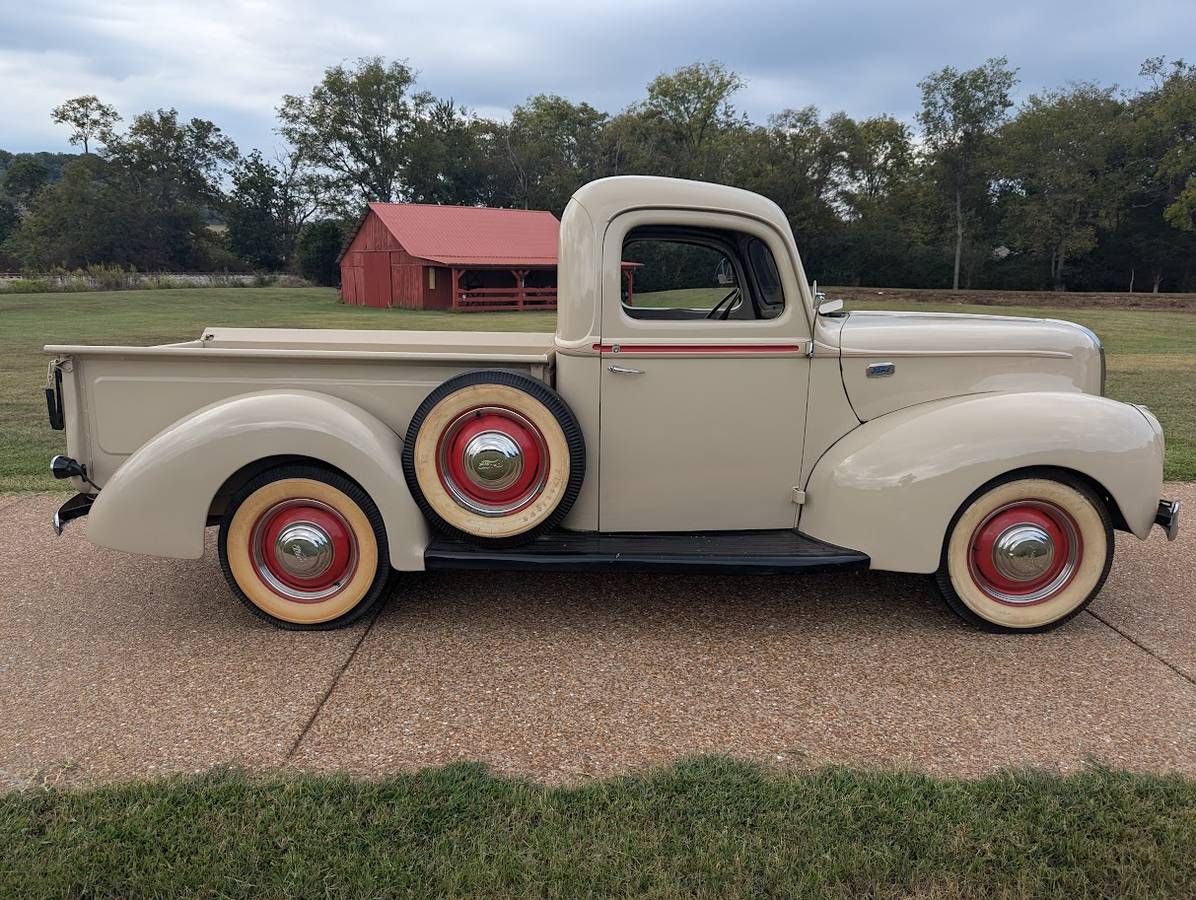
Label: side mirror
xmin=811 ymin=280 xmax=843 ymax=315
xmin=817 ymin=297 xmax=843 ymax=315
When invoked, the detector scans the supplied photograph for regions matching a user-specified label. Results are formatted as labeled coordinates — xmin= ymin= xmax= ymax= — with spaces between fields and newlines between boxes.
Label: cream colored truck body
xmin=45 ymin=175 xmax=1171 ymax=575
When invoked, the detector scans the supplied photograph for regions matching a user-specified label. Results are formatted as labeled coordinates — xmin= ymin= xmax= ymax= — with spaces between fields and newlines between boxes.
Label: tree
xmin=0 ymin=198 xmax=19 ymax=262
xmin=488 ymin=94 xmax=609 ymax=212
xmin=273 ymin=149 xmax=328 ymax=263
xmin=226 ymin=151 xmax=286 ymax=270
xmin=998 ymin=85 xmax=1128 ymax=290
xmin=840 ymin=116 xmax=915 ymax=212
xmin=8 ymin=109 xmax=238 ymax=271
xmin=404 ymin=96 xmax=492 ymax=206
xmin=918 ymin=58 xmax=1018 ymax=288
xmin=102 ymin=108 xmax=239 ymax=267
xmin=643 ymin=62 xmax=744 ymax=149
xmin=278 ymin=58 xmax=418 ymax=214
xmin=635 ymin=62 xmax=747 ymax=181
xmin=730 ymin=107 xmax=855 ymax=275
xmin=1 ymin=157 xmax=51 ymax=211
xmin=2 ymin=156 xmax=155 ymax=269
xmin=51 ymin=95 xmax=120 ymax=155
xmin=226 ymin=148 xmax=324 ymax=270
xmin=1136 ymin=58 xmax=1196 ymax=233
xmin=104 ymin=108 xmax=238 ymax=207
xmin=294 ymin=220 xmax=345 ymax=285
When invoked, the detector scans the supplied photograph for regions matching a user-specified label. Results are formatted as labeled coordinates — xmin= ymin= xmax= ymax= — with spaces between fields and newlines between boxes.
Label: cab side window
xmin=621 ymin=226 xmax=786 ymax=321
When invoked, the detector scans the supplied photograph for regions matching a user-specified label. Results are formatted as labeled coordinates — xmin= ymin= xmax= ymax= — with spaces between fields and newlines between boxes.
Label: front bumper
xmin=1156 ymin=499 xmax=1181 ymax=542
xmin=52 ymin=493 xmax=94 ymax=535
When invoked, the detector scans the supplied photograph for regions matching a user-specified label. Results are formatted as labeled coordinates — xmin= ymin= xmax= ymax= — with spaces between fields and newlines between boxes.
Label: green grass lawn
xmin=627 ymin=286 xmax=731 ymax=308
xmin=1 ymin=287 xmax=1192 ymax=490
xmin=3 ymin=758 xmax=1195 ymax=897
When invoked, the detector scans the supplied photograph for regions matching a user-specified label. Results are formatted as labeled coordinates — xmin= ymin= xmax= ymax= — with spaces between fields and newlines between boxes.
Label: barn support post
xmin=451 ymin=268 xmax=463 ymax=312
xmin=511 ymin=269 xmax=529 ymax=311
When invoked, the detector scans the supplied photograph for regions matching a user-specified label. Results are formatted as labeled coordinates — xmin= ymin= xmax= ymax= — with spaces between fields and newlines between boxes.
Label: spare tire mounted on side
xmin=402 ymin=370 xmax=586 ymax=545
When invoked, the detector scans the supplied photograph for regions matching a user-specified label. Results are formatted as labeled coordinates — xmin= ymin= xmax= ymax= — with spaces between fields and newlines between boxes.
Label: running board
xmin=424 ymin=529 xmax=869 ymax=574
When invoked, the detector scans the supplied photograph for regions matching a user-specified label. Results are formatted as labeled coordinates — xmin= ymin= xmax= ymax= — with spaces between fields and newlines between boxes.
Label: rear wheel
xmin=936 ymin=472 xmax=1113 ymax=633
xmin=218 ymin=465 xmax=392 ymax=630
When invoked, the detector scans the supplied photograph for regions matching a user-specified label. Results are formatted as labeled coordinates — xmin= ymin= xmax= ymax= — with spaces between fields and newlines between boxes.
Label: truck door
xmin=597 ymin=210 xmax=813 ymax=532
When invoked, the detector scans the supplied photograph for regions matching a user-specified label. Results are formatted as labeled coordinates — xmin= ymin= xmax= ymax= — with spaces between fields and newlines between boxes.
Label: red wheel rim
xmin=250 ymin=500 xmax=358 ymax=602
xmin=435 ymin=406 xmax=550 ymax=516
xmin=967 ymin=501 xmax=1082 ymax=606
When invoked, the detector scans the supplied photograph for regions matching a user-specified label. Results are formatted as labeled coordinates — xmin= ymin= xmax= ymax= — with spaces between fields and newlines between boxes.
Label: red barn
xmin=339 ymin=203 xmax=561 ymax=312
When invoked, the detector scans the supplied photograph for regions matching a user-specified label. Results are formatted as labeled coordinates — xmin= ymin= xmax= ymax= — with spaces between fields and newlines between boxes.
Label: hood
xmin=837 ymin=310 xmax=1104 ymax=421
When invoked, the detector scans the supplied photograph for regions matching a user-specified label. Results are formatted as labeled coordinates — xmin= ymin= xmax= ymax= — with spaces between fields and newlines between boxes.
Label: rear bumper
xmin=1156 ymin=499 xmax=1180 ymax=542
xmin=52 ymin=493 xmax=94 ymax=536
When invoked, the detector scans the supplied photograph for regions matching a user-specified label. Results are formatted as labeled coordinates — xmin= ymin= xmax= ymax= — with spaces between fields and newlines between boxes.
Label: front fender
xmin=86 ymin=390 xmax=429 ymax=569
xmin=799 ymin=392 xmax=1164 ymax=573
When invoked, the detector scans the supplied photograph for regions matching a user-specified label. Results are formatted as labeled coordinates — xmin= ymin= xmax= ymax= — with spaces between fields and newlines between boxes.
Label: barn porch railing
xmin=450 ymin=267 xmax=557 ymax=312
xmin=453 ymin=285 xmax=558 ymax=312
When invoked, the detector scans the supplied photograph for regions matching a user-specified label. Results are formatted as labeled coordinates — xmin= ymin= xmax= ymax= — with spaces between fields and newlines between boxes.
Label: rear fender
xmin=799 ymin=392 xmax=1164 ymax=573
xmin=86 ymin=390 xmax=429 ymax=569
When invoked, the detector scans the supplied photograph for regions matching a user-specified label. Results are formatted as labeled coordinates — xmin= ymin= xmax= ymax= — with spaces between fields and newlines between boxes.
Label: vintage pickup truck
xmin=44 ymin=176 xmax=1179 ymax=633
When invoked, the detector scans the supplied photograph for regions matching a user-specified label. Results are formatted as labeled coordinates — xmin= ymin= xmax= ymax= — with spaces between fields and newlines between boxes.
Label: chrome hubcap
xmin=250 ymin=498 xmax=358 ymax=603
xmin=991 ymin=524 xmax=1054 ymax=582
xmin=462 ymin=431 xmax=524 ymax=491
xmin=436 ymin=406 xmax=550 ymax=517
xmin=968 ymin=500 xmax=1082 ymax=605
xmin=274 ymin=523 xmax=334 ymax=580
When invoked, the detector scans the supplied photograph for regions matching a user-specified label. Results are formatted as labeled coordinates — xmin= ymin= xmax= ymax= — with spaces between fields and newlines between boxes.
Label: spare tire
xmin=401 ymin=370 xmax=586 ymax=545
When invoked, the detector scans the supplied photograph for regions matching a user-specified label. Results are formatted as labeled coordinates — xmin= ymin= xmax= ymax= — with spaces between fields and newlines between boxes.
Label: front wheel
xmin=218 ymin=465 xmax=392 ymax=630
xmin=936 ymin=472 xmax=1114 ymax=633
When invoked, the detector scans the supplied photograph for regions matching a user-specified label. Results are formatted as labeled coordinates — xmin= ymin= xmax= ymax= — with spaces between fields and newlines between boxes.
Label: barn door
xmin=363 ymin=252 xmax=393 ymax=308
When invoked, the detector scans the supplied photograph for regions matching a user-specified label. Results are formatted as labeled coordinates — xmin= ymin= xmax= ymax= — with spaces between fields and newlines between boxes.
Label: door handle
xmin=607 ymin=365 xmax=645 ymax=375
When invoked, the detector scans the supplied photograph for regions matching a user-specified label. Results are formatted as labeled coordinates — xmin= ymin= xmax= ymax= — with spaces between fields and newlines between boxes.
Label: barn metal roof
xmin=363 ymin=203 xmax=560 ymax=267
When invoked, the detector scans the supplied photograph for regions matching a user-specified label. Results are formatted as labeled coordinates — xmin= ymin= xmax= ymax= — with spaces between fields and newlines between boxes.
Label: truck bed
xmin=45 ymin=327 xmax=556 ymax=488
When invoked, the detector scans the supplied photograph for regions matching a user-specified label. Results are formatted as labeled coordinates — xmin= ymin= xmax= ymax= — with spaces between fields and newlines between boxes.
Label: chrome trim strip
xmin=840 ymin=348 xmax=1074 ymax=359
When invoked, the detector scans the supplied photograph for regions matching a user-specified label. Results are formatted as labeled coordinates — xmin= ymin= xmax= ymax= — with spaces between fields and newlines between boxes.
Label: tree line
xmin=1 ymin=56 xmax=1194 ymax=292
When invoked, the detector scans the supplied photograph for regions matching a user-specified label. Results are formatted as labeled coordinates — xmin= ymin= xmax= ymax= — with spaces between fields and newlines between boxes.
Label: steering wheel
xmin=705 ymin=287 xmax=740 ymax=320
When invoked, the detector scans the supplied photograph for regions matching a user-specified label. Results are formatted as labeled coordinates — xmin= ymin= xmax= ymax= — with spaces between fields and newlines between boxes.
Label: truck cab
xmin=553 ymin=177 xmax=823 ymax=534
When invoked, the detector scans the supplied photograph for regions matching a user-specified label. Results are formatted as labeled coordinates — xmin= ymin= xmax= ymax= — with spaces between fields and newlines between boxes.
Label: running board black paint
xmin=424 ymin=529 xmax=869 ymax=574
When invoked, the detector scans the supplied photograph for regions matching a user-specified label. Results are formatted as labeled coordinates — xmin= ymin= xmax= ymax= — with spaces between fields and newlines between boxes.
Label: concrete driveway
xmin=2 ymin=486 xmax=1193 ymax=788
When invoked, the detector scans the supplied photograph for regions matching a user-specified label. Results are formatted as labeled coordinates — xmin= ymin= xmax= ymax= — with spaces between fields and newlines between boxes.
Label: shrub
xmin=0 ymin=266 xmax=313 ymax=293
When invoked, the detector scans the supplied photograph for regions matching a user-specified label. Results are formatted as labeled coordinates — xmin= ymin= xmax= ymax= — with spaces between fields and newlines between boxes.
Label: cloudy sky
xmin=3 ymin=0 xmax=1194 ymax=155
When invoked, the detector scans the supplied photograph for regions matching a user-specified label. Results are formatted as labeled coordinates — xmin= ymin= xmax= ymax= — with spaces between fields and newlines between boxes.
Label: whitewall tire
xmin=936 ymin=472 xmax=1114 ymax=632
xmin=402 ymin=371 xmax=586 ymax=546
xmin=218 ymin=465 xmax=392 ymax=629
